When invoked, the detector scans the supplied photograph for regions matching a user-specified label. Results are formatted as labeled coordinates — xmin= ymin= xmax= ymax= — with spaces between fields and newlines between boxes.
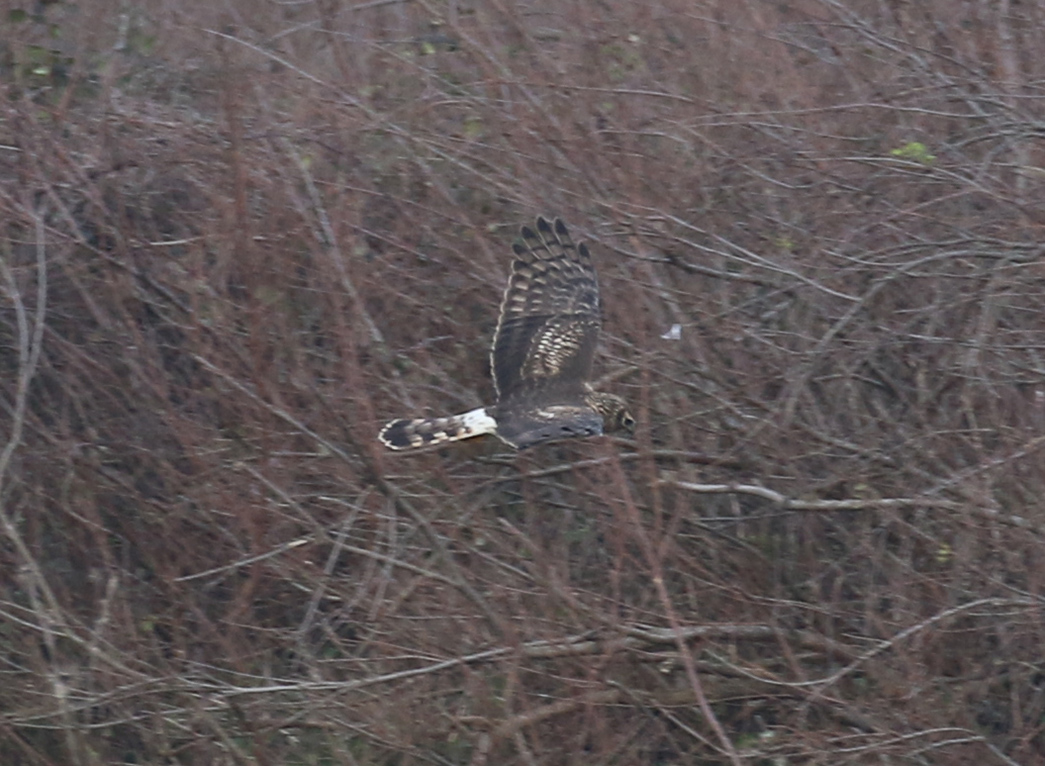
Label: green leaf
xmin=463 ymin=115 xmax=482 ymax=139
xmin=890 ymin=141 xmax=935 ymax=165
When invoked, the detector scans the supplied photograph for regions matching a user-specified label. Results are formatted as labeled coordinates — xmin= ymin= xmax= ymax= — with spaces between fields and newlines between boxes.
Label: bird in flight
xmin=379 ymin=216 xmax=633 ymax=451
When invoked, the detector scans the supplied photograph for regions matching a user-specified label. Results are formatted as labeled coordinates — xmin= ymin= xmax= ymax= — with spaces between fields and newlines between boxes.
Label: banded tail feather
xmin=378 ymin=407 xmax=498 ymax=451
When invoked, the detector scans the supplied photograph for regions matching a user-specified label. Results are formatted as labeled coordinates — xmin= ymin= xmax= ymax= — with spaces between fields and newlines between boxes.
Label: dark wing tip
xmin=553 ymin=218 xmax=569 ymax=238
xmin=512 ymin=241 xmax=526 ymax=256
xmin=536 ymin=216 xmax=554 ymax=237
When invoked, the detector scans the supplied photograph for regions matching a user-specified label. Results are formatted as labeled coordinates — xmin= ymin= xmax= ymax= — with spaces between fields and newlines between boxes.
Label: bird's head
xmin=588 ymin=391 xmax=634 ymax=434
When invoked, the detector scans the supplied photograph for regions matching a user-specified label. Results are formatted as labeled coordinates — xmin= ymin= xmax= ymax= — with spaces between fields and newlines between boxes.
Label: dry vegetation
xmin=1 ymin=0 xmax=1044 ymax=763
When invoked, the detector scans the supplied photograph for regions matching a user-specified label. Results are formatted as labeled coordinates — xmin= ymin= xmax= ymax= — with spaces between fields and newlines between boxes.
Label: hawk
xmin=379 ymin=216 xmax=633 ymax=451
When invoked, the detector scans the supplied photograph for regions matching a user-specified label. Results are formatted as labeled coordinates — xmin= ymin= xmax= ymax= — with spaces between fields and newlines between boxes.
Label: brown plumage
xmin=379 ymin=217 xmax=633 ymax=451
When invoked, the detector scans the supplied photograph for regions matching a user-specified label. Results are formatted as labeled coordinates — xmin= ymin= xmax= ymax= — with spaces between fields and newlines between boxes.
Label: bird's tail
xmin=378 ymin=407 xmax=498 ymax=451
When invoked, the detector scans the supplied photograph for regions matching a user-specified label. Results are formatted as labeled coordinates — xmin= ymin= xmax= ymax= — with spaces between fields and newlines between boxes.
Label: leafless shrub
xmin=1 ymin=0 xmax=1043 ymax=763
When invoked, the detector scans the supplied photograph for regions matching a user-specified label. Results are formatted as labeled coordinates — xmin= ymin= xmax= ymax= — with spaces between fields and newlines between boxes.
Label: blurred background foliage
xmin=0 ymin=0 xmax=1043 ymax=763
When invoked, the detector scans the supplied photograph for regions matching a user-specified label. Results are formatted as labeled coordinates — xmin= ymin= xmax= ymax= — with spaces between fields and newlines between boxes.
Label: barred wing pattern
xmin=488 ymin=217 xmax=605 ymax=447
xmin=492 ymin=218 xmax=600 ymax=399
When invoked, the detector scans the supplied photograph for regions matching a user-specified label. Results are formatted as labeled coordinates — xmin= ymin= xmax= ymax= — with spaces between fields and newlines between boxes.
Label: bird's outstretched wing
xmin=490 ymin=217 xmax=601 ymax=403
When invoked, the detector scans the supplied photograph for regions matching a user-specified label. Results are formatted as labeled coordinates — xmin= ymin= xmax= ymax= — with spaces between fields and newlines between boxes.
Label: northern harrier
xmin=379 ymin=217 xmax=633 ymax=451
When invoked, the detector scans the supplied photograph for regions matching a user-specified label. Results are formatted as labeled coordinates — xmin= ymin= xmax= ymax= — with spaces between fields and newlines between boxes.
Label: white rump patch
xmin=460 ymin=407 xmax=498 ymax=436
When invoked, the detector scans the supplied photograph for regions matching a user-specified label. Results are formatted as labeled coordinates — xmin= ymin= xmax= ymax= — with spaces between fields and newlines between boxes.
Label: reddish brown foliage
xmin=1 ymin=0 xmax=1044 ymax=763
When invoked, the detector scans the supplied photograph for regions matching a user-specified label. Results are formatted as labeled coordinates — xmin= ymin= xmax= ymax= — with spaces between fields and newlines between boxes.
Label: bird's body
xmin=379 ymin=217 xmax=632 ymax=451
